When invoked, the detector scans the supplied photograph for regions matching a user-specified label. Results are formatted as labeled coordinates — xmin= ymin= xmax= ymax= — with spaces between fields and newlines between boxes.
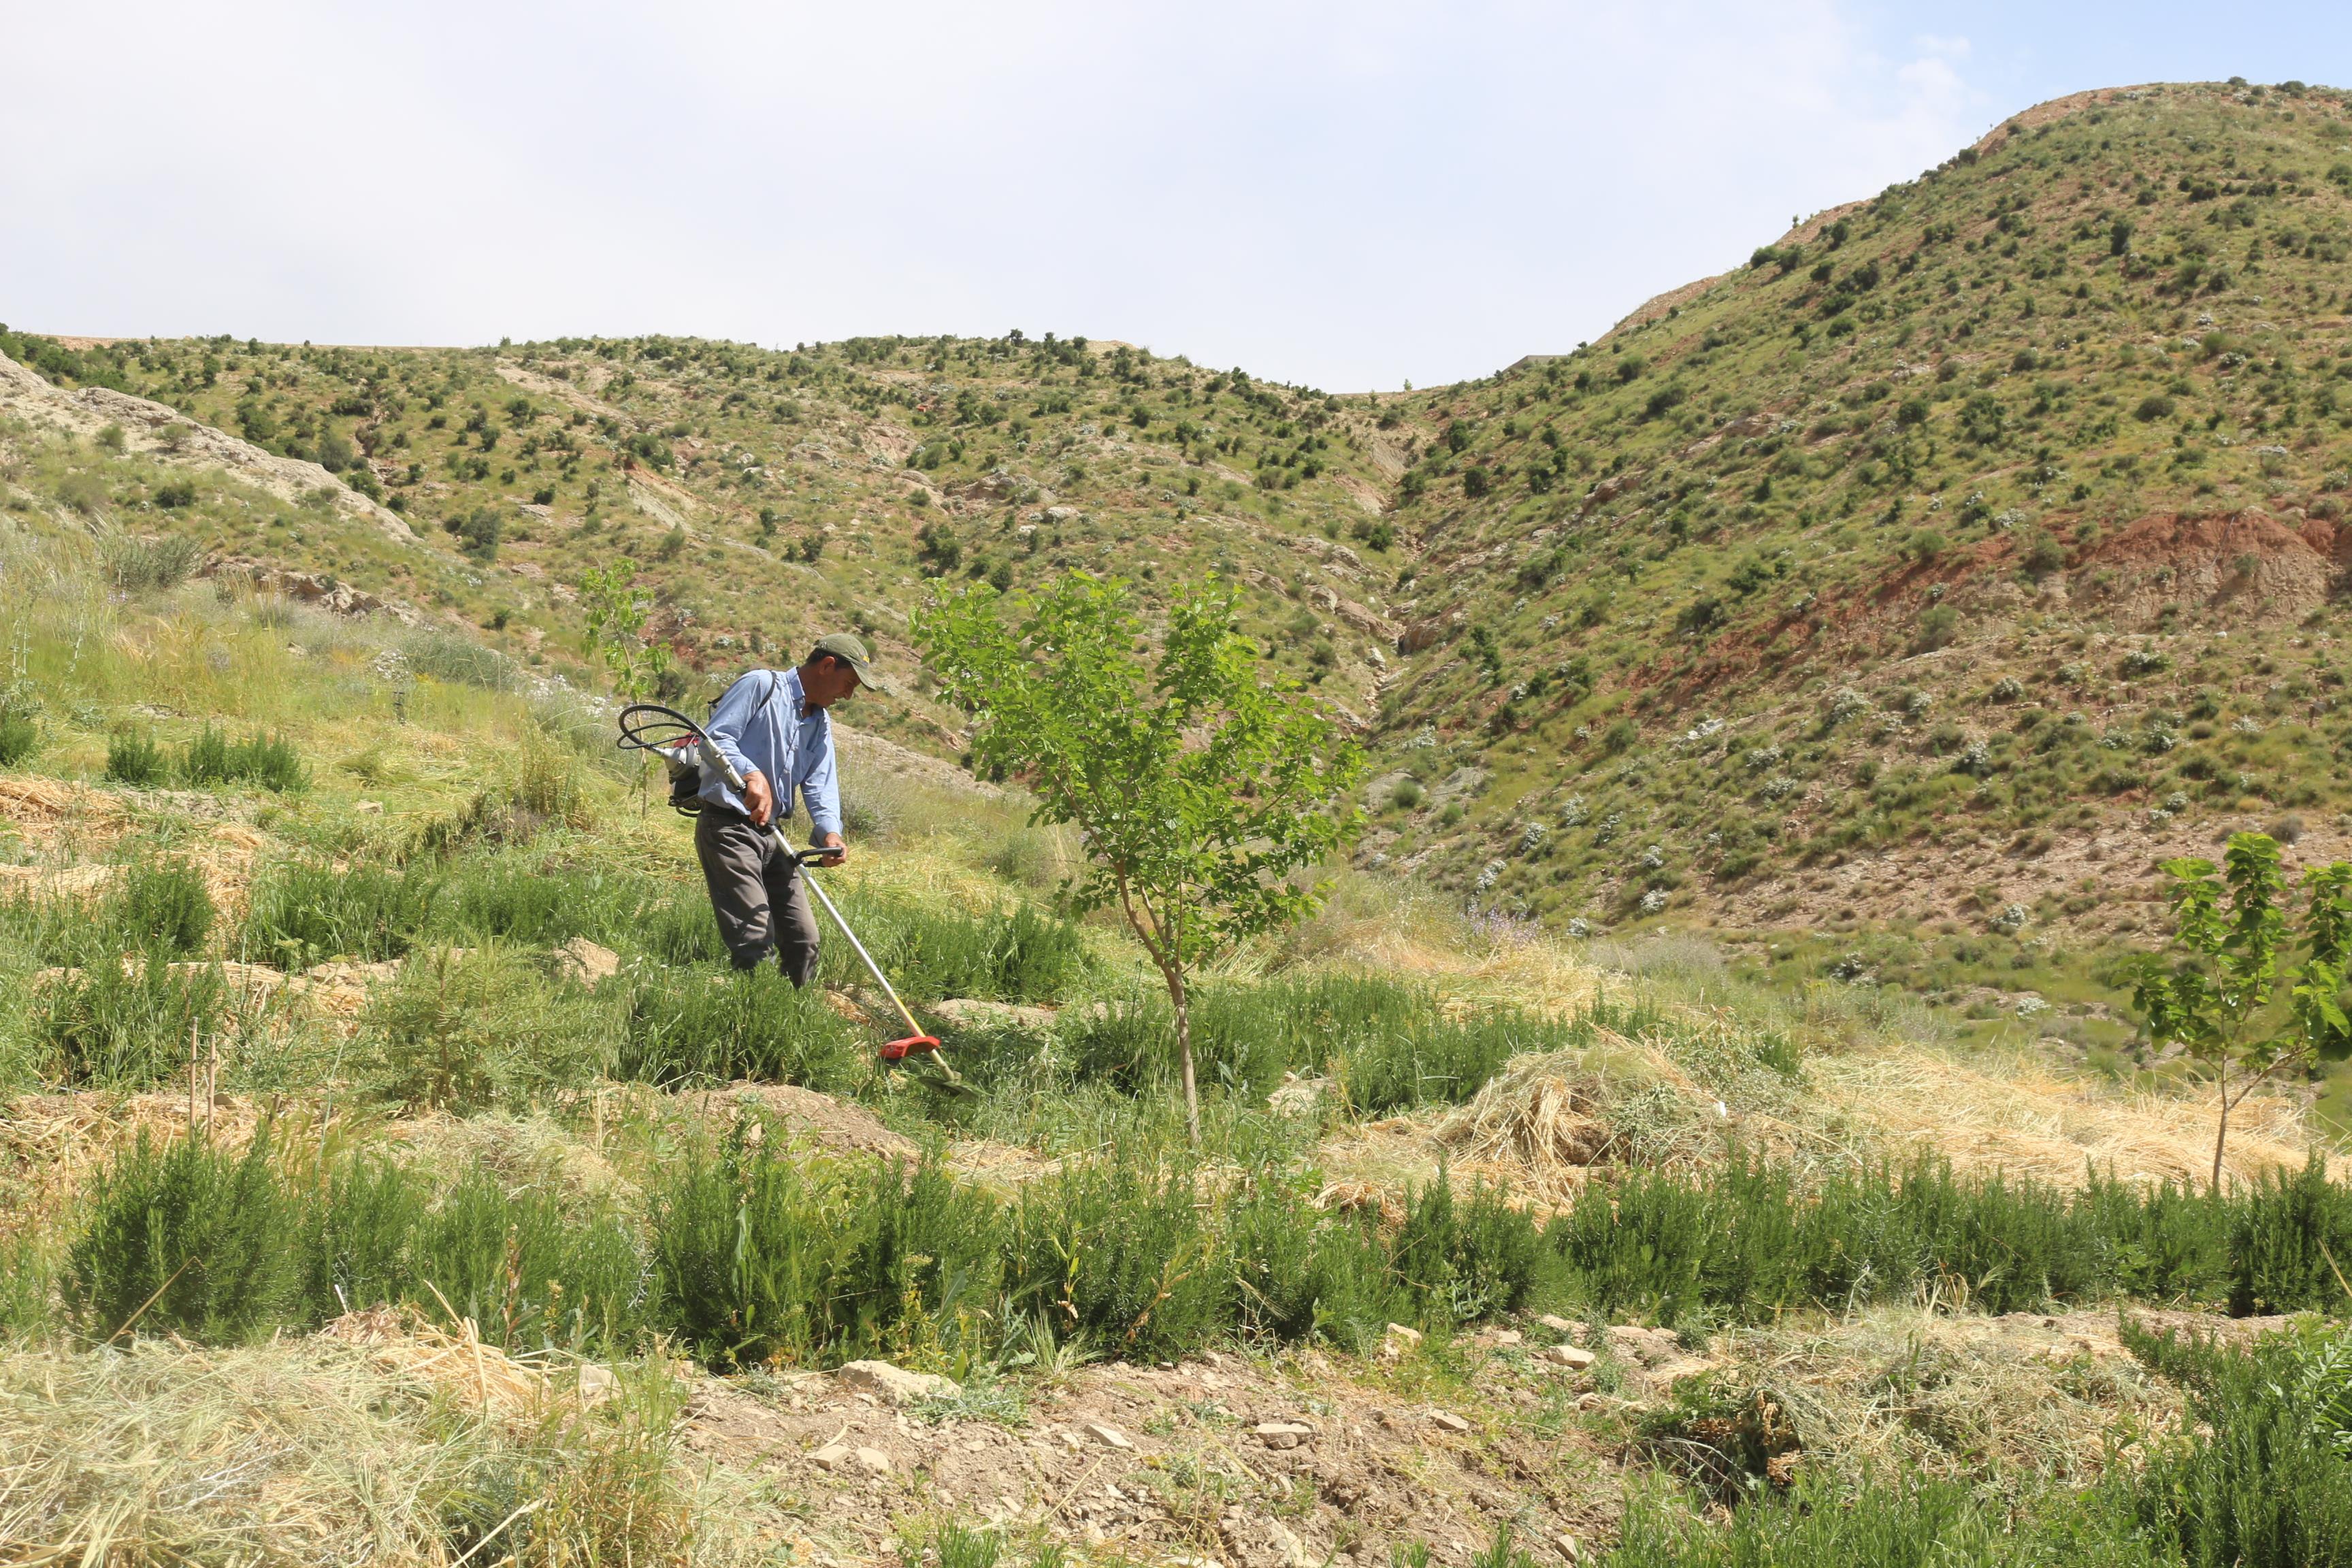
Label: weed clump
xmin=104 ymin=730 xmax=166 ymax=786
xmin=357 ymin=945 xmax=608 ymax=1113
xmin=242 ymin=861 xmax=434 ymax=968
xmin=180 ymin=725 xmax=306 ymax=791
xmin=37 ymin=949 xmax=229 ymax=1088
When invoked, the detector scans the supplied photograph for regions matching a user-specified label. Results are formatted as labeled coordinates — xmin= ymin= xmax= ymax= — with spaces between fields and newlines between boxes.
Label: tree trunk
xmin=1172 ymin=972 xmax=1199 ymax=1147
xmin=2212 ymin=1060 xmax=2232 ymax=1197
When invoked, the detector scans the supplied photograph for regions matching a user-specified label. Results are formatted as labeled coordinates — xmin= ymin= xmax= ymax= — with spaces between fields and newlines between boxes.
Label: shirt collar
xmin=784 ymin=666 xmax=810 ymax=720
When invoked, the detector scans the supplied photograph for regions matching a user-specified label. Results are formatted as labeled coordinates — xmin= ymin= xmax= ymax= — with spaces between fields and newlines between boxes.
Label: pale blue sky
xmin=4 ymin=1 xmax=2349 ymax=391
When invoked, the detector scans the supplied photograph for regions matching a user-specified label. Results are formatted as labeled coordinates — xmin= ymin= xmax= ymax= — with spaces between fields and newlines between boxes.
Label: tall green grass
xmin=651 ymin=1134 xmax=1001 ymax=1369
xmin=242 ymin=862 xmax=436 ymax=968
xmin=1051 ymin=973 xmax=1584 ymax=1109
xmin=178 ymin=725 xmax=307 ymax=791
xmin=816 ymin=893 xmax=1085 ymax=1004
xmin=356 ymin=946 xmax=609 ymax=1112
xmin=68 ymin=1127 xmax=648 ymax=1353
xmin=1551 ymin=1152 xmax=2352 ymax=1323
xmin=65 ymin=1126 xmax=303 ymax=1344
xmin=36 ymin=948 xmax=230 ymax=1087
xmin=614 ymin=964 xmax=863 ymax=1089
xmin=61 ymin=1117 xmax=1555 ymax=1366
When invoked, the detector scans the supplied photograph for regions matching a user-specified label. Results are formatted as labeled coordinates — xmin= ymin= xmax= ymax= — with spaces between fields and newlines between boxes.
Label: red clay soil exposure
xmin=1631 ymin=507 xmax=2352 ymax=711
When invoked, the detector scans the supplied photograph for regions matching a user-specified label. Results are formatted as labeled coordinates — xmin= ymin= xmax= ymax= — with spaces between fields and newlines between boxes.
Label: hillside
xmin=1367 ymin=79 xmax=2352 ymax=962
xmin=0 ymin=320 xmax=1409 ymax=762
xmin=16 ymin=79 xmax=2352 ymax=1018
xmin=5 ymin=501 xmax=2352 ymax=1565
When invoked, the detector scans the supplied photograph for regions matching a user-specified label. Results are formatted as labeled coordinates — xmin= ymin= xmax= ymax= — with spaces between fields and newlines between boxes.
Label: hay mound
xmin=1430 ymin=1034 xmax=1724 ymax=1205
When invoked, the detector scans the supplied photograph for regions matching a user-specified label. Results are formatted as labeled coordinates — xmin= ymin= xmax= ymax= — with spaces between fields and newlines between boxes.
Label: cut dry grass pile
xmin=1811 ymin=1042 xmax=2348 ymax=1190
xmin=1701 ymin=1303 xmax=2205 ymax=1489
xmin=0 ymin=776 xmax=124 ymax=858
xmin=1431 ymin=1038 xmax=1713 ymax=1209
xmin=0 ymin=1322 xmax=750 ymax=1568
xmin=0 ymin=1091 xmax=293 ymax=1241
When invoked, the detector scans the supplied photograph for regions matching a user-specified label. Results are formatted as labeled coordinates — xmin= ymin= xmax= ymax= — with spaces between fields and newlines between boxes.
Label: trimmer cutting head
xmin=879 ymin=1034 xmax=942 ymax=1062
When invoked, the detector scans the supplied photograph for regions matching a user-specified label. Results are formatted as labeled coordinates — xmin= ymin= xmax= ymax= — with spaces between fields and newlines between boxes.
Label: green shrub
xmin=297 ymin=1154 xmax=428 ymax=1321
xmin=819 ymin=895 xmax=1085 ymax=1004
xmin=242 ymin=861 xmax=435 ymax=968
xmin=428 ymin=860 xmax=653 ymax=947
xmin=405 ymin=630 xmax=517 ymax=690
xmin=1387 ymin=1174 xmax=1547 ymax=1326
xmin=0 ymin=1232 xmax=53 ymax=1338
xmin=1056 ymin=975 xmax=1554 ymax=1109
xmin=101 ymin=533 xmax=200 ymax=593
xmin=0 ymin=711 xmax=37 ymax=767
xmin=615 ymin=964 xmax=862 ymax=1089
xmin=2227 ymin=1154 xmax=2352 ymax=1315
xmin=180 ymin=726 xmax=306 ymax=791
xmin=1547 ymin=1156 xmax=2249 ymax=1324
xmin=408 ymin=1166 xmax=647 ymax=1351
xmin=356 ymin=946 xmax=608 ymax=1113
xmin=1002 ymin=1158 xmax=1228 ymax=1362
xmin=2123 ymin=1319 xmax=2352 ymax=1566
xmin=105 ymin=729 xmax=166 ymax=786
xmin=1605 ymin=1473 xmax=2156 ymax=1567
xmin=651 ymin=1128 xmax=1000 ymax=1369
xmin=65 ymin=1127 xmax=302 ymax=1344
xmin=232 ymin=732 xmax=306 ymax=792
xmin=111 ymin=858 xmax=214 ymax=956
xmin=634 ymin=893 xmax=730 ymax=965
xmin=37 ymin=947 xmax=230 ymax=1087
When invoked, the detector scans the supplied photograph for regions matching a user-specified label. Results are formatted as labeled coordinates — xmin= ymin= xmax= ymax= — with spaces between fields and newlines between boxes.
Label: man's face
xmin=802 ymin=655 xmax=862 ymax=708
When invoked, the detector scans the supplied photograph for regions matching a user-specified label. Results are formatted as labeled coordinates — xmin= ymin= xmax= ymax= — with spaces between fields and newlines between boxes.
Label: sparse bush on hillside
xmin=101 ymin=532 xmax=199 ymax=593
xmin=104 ymin=729 xmax=166 ymax=786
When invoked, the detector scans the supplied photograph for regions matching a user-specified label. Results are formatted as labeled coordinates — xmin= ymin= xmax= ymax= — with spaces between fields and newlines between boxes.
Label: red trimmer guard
xmin=879 ymin=1034 xmax=942 ymax=1062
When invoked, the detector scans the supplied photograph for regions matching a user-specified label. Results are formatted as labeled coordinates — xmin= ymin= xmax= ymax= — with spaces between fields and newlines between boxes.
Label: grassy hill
xmin=20 ymin=79 xmax=2352 ymax=1030
xmin=9 ymin=485 xmax=2352 ymax=1565
xmin=1365 ymin=79 xmax=2352 ymax=970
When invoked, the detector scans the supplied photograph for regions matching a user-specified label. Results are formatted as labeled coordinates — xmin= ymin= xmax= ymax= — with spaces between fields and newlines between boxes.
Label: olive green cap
xmin=811 ymin=632 xmax=893 ymax=694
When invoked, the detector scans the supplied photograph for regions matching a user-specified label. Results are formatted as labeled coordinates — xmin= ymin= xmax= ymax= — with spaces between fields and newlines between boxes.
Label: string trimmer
xmin=616 ymin=701 xmax=973 ymax=1096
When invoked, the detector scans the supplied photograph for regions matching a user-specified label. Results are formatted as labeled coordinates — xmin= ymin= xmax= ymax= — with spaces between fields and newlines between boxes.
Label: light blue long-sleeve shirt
xmin=699 ymin=666 xmax=843 ymax=836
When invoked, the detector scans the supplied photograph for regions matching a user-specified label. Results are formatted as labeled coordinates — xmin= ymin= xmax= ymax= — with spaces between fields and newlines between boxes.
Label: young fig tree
xmin=916 ymin=573 xmax=1365 ymax=1143
xmin=2131 ymin=832 xmax=2352 ymax=1192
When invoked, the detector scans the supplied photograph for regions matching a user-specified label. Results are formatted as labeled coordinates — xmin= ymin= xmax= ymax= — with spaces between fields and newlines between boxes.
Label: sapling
xmin=917 ymin=573 xmax=1364 ymax=1143
xmin=2131 ymin=831 xmax=2352 ymax=1191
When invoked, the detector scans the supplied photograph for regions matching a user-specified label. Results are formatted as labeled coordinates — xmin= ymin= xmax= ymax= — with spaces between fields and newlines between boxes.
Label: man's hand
xmin=816 ymin=830 xmax=845 ymax=868
xmin=741 ymin=771 xmax=774 ymax=827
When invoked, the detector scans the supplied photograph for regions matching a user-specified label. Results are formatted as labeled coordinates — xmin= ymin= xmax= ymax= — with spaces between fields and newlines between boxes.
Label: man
xmin=694 ymin=632 xmax=892 ymax=984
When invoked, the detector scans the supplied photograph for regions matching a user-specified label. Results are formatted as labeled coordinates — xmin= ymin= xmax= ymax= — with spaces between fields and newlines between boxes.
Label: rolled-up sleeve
xmin=700 ymin=672 xmax=766 ymax=811
xmin=800 ymin=717 xmax=843 ymax=837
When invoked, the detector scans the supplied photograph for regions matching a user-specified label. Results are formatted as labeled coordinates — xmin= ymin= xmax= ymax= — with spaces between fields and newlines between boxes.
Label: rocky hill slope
xmin=1367 ymin=78 xmax=2352 ymax=963
xmin=16 ymin=78 xmax=2352 ymax=991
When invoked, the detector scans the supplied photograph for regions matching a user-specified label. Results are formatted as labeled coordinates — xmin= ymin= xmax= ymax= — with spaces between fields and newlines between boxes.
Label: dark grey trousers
xmin=693 ymin=809 xmax=821 ymax=985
